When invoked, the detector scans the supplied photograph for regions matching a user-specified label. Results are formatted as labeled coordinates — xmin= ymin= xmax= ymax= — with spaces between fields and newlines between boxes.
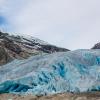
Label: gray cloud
xmin=0 ymin=0 xmax=100 ymax=50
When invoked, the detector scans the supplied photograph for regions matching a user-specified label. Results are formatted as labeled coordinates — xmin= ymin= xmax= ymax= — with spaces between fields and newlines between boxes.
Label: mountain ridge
xmin=0 ymin=31 xmax=69 ymax=65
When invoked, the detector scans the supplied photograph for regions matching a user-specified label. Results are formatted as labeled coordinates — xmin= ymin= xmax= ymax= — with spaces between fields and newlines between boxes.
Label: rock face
xmin=92 ymin=42 xmax=100 ymax=49
xmin=0 ymin=47 xmax=12 ymax=65
xmin=0 ymin=49 xmax=100 ymax=95
xmin=0 ymin=31 xmax=69 ymax=65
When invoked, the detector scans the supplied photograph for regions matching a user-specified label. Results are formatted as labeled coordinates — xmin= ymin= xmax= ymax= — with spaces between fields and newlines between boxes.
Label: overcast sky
xmin=0 ymin=0 xmax=100 ymax=50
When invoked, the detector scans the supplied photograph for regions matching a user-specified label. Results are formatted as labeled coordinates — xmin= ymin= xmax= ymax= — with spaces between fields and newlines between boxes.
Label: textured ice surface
xmin=0 ymin=49 xmax=100 ymax=95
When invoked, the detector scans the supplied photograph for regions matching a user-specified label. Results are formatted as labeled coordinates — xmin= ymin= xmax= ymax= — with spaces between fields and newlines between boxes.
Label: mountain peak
xmin=92 ymin=42 xmax=100 ymax=49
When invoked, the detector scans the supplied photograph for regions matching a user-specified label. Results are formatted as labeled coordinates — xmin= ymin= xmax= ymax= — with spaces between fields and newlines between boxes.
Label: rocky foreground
xmin=0 ymin=92 xmax=100 ymax=100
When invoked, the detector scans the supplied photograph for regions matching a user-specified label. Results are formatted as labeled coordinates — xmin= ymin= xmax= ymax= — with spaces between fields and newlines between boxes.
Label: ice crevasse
xmin=0 ymin=49 xmax=100 ymax=95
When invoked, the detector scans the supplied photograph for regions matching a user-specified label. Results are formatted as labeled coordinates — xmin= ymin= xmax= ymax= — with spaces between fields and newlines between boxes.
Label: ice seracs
xmin=0 ymin=49 xmax=100 ymax=95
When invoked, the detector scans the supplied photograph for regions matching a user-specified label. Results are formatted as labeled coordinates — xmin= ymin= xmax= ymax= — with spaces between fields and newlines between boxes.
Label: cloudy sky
xmin=0 ymin=0 xmax=100 ymax=50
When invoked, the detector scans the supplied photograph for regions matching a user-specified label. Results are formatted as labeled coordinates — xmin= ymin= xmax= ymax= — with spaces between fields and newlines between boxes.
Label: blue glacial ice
xmin=0 ymin=49 xmax=100 ymax=95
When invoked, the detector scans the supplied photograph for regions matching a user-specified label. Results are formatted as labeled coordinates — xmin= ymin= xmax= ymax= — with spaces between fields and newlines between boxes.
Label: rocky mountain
xmin=92 ymin=42 xmax=100 ymax=49
xmin=0 ymin=31 xmax=69 ymax=65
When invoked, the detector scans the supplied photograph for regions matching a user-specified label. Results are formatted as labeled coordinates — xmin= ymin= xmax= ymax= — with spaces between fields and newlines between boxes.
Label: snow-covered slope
xmin=0 ymin=49 xmax=100 ymax=95
xmin=0 ymin=31 xmax=68 ymax=53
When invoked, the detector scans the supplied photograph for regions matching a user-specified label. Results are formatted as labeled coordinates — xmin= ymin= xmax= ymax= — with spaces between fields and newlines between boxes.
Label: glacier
xmin=0 ymin=49 xmax=100 ymax=95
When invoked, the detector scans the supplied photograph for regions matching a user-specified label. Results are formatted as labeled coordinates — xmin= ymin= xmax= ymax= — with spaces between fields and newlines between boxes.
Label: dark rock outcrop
xmin=38 ymin=45 xmax=68 ymax=53
xmin=0 ymin=47 xmax=12 ymax=65
xmin=92 ymin=42 xmax=100 ymax=49
xmin=2 ymin=39 xmax=22 ymax=54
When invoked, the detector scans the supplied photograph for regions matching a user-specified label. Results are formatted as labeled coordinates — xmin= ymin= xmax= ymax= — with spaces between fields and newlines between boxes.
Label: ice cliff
xmin=0 ymin=49 xmax=100 ymax=95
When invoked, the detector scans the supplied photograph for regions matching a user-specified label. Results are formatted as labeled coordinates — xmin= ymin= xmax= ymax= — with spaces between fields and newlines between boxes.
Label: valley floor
xmin=0 ymin=92 xmax=100 ymax=100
